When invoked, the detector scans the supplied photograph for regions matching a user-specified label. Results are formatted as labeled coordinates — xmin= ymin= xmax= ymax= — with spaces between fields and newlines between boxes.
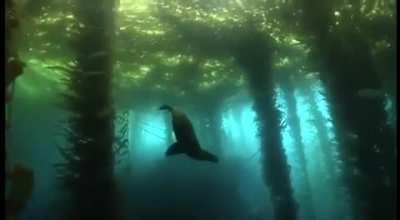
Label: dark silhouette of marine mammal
xmin=159 ymin=104 xmax=219 ymax=163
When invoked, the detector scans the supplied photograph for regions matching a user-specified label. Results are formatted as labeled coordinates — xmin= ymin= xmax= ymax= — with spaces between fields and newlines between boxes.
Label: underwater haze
xmin=5 ymin=0 xmax=396 ymax=220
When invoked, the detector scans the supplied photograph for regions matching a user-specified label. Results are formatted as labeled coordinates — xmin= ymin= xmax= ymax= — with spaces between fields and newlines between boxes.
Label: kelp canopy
xmin=16 ymin=0 xmax=395 ymax=103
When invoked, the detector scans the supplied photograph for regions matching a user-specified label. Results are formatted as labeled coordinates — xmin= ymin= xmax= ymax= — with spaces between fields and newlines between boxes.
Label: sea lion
xmin=160 ymin=104 xmax=219 ymax=163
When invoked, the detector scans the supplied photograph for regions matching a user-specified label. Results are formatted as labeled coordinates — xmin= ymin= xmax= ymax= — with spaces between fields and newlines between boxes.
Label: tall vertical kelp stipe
xmin=235 ymin=26 xmax=298 ymax=220
xmin=278 ymin=1 xmax=396 ymax=219
xmin=114 ymin=110 xmax=131 ymax=171
xmin=303 ymin=77 xmax=338 ymax=181
xmin=272 ymin=39 xmax=318 ymax=220
xmin=276 ymin=72 xmax=316 ymax=220
xmin=54 ymin=0 xmax=119 ymax=219
xmin=295 ymin=74 xmax=351 ymax=219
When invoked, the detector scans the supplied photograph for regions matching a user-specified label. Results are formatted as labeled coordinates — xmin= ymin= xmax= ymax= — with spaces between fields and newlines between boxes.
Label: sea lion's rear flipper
xmin=198 ymin=150 xmax=219 ymax=163
xmin=165 ymin=142 xmax=185 ymax=156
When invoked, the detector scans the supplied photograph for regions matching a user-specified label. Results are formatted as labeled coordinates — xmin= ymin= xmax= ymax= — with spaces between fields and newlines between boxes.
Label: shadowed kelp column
xmin=234 ymin=26 xmax=298 ymax=220
xmin=55 ymin=0 xmax=119 ymax=219
xmin=285 ymin=1 xmax=396 ymax=219
xmin=277 ymin=72 xmax=316 ymax=220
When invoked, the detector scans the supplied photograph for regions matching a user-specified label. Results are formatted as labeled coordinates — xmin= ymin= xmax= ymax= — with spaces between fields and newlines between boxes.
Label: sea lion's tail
xmin=199 ymin=150 xmax=219 ymax=163
xmin=165 ymin=142 xmax=185 ymax=156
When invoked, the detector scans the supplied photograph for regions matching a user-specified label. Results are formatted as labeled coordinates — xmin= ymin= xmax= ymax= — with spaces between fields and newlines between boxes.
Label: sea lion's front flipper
xmin=165 ymin=142 xmax=185 ymax=156
xmin=198 ymin=149 xmax=219 ymax=163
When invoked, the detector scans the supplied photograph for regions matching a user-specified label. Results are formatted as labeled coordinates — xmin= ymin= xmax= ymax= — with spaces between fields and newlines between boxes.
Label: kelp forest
xmin=5 ymin=0 xmax=396 ymax=220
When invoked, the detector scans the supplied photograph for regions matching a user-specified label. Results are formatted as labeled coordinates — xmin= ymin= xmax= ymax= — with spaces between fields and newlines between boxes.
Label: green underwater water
xmin=6 ymin=0 xmax=396 ymax=220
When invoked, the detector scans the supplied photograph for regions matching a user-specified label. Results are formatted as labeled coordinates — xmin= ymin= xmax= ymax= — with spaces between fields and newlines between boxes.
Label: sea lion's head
xmin=159 ymin=104 xmax=173 ymax=111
